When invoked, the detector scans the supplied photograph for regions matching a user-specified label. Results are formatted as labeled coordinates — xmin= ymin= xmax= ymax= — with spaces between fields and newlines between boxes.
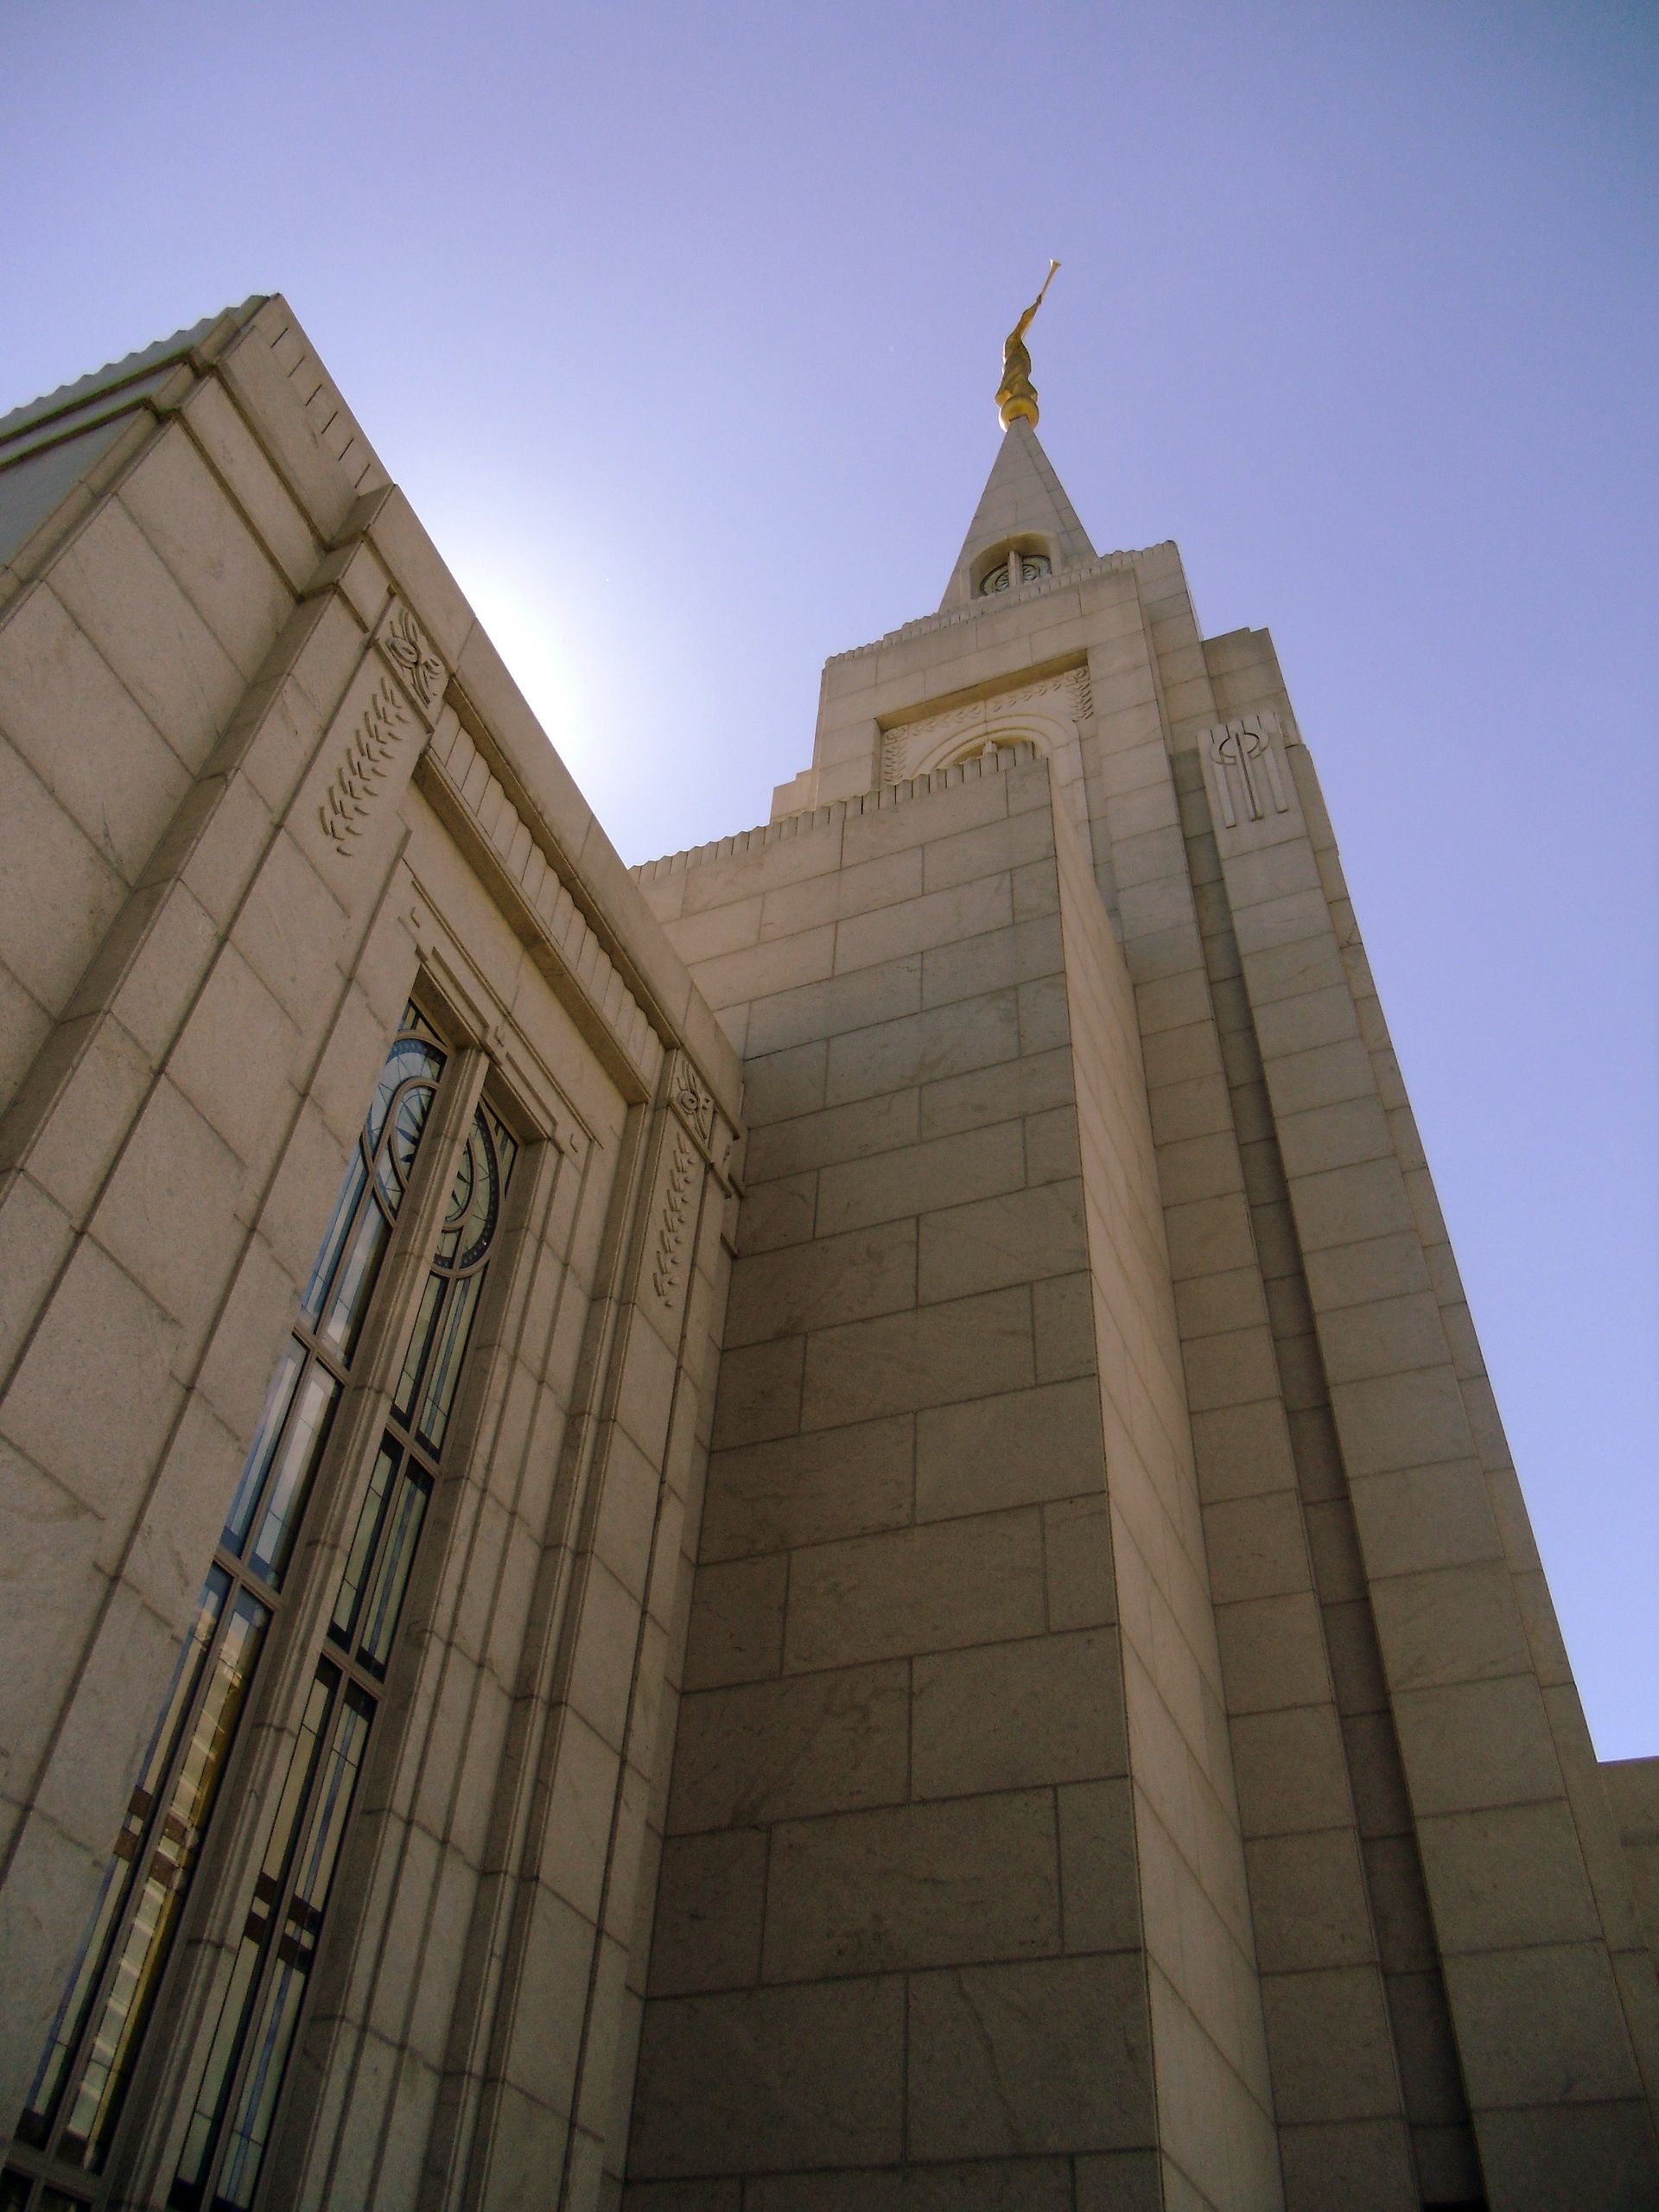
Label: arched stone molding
xmin=885 ymin=665 xmax=1092 ymax=786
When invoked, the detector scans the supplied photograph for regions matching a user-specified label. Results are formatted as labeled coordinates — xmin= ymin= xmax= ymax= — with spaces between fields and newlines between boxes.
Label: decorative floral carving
xmin=320 ymin=674 xmax=416 ymax=853
xmin=319 ymin=603 xmax=448 ymax=855
xmin=1206 ymin=714 xmax=1290 ymax=830
xmin=652 ymin=1132 xmax=697 ymax=1307
xmin=381 ymin=602 xmax=445 ymax=710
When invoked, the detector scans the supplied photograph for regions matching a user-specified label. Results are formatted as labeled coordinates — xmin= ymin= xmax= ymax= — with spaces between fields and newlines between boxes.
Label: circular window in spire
xmin=978 ymin=552 xmax=1052 ymax=596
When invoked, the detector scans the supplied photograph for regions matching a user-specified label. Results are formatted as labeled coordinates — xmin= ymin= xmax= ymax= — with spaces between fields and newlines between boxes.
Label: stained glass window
xmin=9 ymin=1005 xmax=518 ymax=2212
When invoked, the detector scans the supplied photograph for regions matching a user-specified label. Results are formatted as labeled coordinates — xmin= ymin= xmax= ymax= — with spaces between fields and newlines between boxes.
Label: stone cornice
xmin=632 ymin=741 xmax=1040 ymax=882
xmin=419 ymin=714 xmax=662 ymax=1094
xmin=823 ymin=544 xmax=1167 ymax=667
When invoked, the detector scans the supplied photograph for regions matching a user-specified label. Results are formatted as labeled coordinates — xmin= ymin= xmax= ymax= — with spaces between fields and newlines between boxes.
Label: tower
xmin=625 ymin=306 xmax=1659 ymax=2209
xmin=0 ymin=295 xmax=1655 ymax=2212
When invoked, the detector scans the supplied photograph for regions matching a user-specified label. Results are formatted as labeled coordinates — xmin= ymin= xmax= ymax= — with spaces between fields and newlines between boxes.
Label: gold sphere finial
xmin=995 ymin=260 xmax=1060 ymax=429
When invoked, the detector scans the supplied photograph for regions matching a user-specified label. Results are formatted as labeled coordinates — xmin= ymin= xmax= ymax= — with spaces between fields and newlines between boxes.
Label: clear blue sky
xmin=5 ymin=3 xmax=1656 ymax=1755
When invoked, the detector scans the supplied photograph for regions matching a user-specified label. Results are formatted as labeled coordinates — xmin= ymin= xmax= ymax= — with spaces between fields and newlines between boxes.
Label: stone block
xmin=1202 ymin=1491 xmax=1311 ymax=1606
xmin=1071 ymin=2150 xmax=1165 ymax=2212
xmin=1316 ymin=1290 xmax=1448 ymax=1385
xmin=1213 ymin=1591 xmax=1332 ymax=1716
xmin=1245 ymin=1829 xmax=1376 ymax=1973
xmin=49 ymin=495 xmax=245 ymax=772
xmin=1162 ymin=1191 xmax=1256 ymax=1281
xmin=1367 ymin=1561 xmax=1530 ymax=1693
xmin=906 ymin=1953 xmax=1155 ymax=2158
xmin=1444 ymin=1942 xmax=1643 ymax=2107
xmin=1033 ymin=1272 xmax=1096 ymax=1382
xmin=1391 ymin=1674 xmax=1563 ymax=1817
xmin=1 ymin=1233 xmax=182 ymax=1519
xmin=0 ymin=736 xmax=130 ymax=1015
xmin=922 ymin=916 xmax=1061 ymax=1014
xmin=1274 ymin=1094 xmax=1395 ymax=1183
xmin=835 ymin=877 xmax=1012 ymax=976
xmin=1179 ymin=1325 xmax=1280 ymax=1414
xmin=762 ymin=1790 xmax=1060 ymax=1980
xmin=630 ymin=1976 xmax=904 ymax=2176
xmin=744 ymin=1091 xmax=924 ymax=1198
xmin=918 ymin=1043 xmax=1073 ymax=1141
xmin=742 ymin=1039 xmax=828 ymax=1124
xmin=746 ymin=2162 xmax=1072 ymax=2210
xmin=816 ymin=1118 xmax=1025 ymax=1237
xmin=0 ymin=586 xmax=194 ymax=888
xmin=734 ymin=1173 xmax=817 ymax=1255
xmin=665 ymin=1662 xmax=908 ymax=1834
xmin=823 ymin=988 xmax=1020 ymax=1110
xmin=1274 ymin=2117 xmax=1418 ymax=2212
xmin=1259 ymin=1966 xmax=1402 ymax=2124
xmin=722 ymin=1218 xmax=916 ymax=1348
xmin=1016 ymin=971 xmax=1071 ymax=1053
xmin=683 ymin=1554 xmax=788 ymax=1691
xmin=912 ymin=1630 xmax=1128 ymax=1799
xmin=914 ymin=1377 xmax=1103 ymax=1522
xmin=1186 ymin=1399 xmax=1295 ymax=1505
xmin=1345 ymin=1452 xmax=1499 ymax=1571
xmin=118 ymin=426 xmax=294 ymax=678
xmin=647 ymin=1828 xmax=768 ymax=1995
xmin=917 ymin=1181 xmax=1087 ymax=1306
xmin=1416 ymin=1800 xmax=1604 ymax=1954
xmin=1290 ymin=1158 xmax=1416 ymax=1255
xmin=1301 ymin=1230 xmax=1429 ymax=1313
xmin=1057 ymin=1777 xmax=1142 ymax=1954
xmin=920 ymin=809 xmax=1054 ymax=896
xmin=691 ymin=925 xmax=837 ymax=1014
xmin=1329 ymin=1364 xmax=1473 ymax=1480
xmin=785 ymin=1510 xmax=1046 ymax=1671
xmin=800 ymin=1285 xmax=1033 ymax=1429
xmin=1024 ymin=1104 xmax=1082 ymax=1185
xmin=709 ymin=1337 xmax=804 ymax=1450
xmin=1228 ymin=1705 xmax=1353 ymax=1838
xmin=1043 ymin=1495 xmax=1117 ymax=1631
xmin=567 ymin=1556 xmax=643 ymax=1752
xmin=699 ymin=1415 xmax=913 ymax=1564
xmin=1473 ymin=2101 xmax=1659 ymax=2212
xmin=745 ymin=953 xmax=923 ymax=1060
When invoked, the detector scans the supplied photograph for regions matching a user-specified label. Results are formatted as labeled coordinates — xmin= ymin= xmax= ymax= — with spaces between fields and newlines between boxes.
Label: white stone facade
xmin=1 ymin=299 xmax=1656 ymax=2210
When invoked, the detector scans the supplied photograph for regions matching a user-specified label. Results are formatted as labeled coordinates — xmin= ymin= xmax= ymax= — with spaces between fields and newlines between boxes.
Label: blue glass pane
xmin=245 ymin=1369 xmax=340 ymax=1588
xmin=221 ymin=1342 xmax=304 ymax=1553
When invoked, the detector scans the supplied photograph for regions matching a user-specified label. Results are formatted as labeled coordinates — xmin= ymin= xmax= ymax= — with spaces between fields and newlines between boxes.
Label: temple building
xmin=1 ymin=292 xmax=1656 ymax=2212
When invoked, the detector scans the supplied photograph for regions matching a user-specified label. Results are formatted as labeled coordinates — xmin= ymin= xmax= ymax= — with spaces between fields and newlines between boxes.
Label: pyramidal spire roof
xmin=940 ymin=416 xmax=1096 ymax=609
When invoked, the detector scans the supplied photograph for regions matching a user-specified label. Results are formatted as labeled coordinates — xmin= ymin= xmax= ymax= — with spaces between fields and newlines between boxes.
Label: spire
xmin=940 ymin=418 xmax=1096 ymax=609
xmin=940 ymin=268 xmax=1093 ymax=608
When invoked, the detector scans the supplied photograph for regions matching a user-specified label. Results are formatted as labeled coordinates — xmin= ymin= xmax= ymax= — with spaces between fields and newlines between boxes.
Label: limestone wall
xmin=0 ymin=299 xmax=737 ymax=2209
xmin=629 ymin=749 xmax=1278 ymax=2209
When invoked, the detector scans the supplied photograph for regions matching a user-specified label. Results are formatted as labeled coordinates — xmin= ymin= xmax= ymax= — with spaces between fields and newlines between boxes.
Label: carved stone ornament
xmin=320 ymin=601 xmax=448 ymax=855
xmin=652 ymin=1130 xmax=697 ymax=1308
xmin=882 ymin=666 xmax=1088 ymax=785
xmin=1205 ymin=712 xmax=1290 ymax=830
xmin=666 ymin=1050 xmax=717 ymax=1151
xmin=380 ymin=601 xmax=446 ymax=713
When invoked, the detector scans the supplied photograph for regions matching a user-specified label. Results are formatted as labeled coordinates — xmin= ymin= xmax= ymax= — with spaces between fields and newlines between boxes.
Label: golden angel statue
xmin=995 ymin=260 xmax=1060 ymax=429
